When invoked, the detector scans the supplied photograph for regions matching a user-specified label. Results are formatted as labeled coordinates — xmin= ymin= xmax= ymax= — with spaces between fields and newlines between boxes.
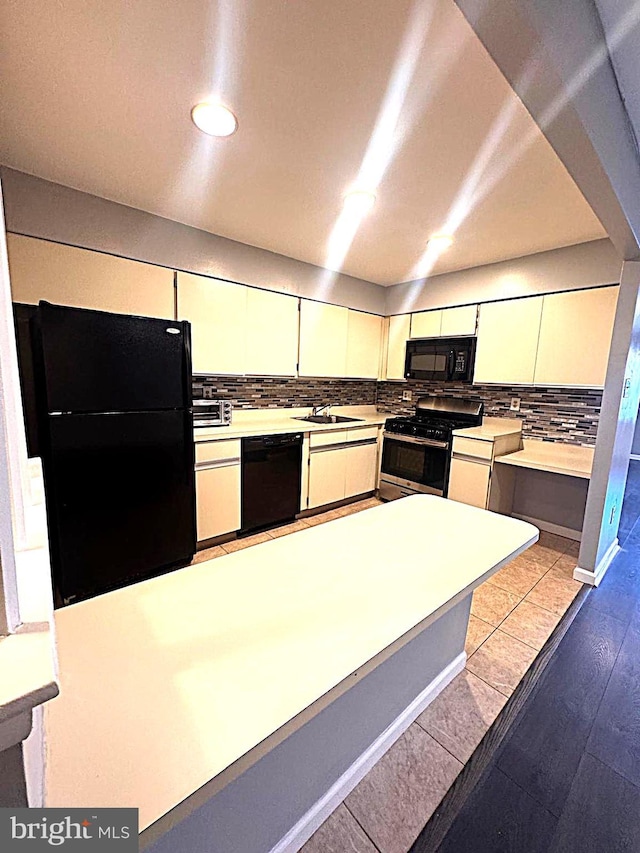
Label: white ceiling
xmin=0 ymin=0 xmax=606 ymax=285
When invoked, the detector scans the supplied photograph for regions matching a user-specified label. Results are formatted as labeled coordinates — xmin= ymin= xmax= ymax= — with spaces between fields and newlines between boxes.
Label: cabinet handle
xmin=310 ymin=439 xmax=378 ymax=454
xmin=452 ymin=453 xmax=491 ymax=465
xmin=195 ymin=457 xmax=241 ymax=471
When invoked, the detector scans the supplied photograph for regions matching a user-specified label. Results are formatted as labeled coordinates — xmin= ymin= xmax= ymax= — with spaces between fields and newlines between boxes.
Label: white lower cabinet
xmin=195 ymin=439 xmax=241 ymax=541
xmin=345 ymin=441 xmax=378 ymax=496
xmin=308 ymin=447 xmax=348 ymax=509
xmin=447 ymin=457 xmax=491 ymax=509
xmin=307 ymin=427 xmax=380 ymax=509
xmin=447 ymin=430 xmax=522 ymax=511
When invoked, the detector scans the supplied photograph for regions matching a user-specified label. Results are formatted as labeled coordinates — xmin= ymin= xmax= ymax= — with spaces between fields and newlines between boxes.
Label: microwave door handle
xmin=447 ymin=349 xmax=455 ymax=380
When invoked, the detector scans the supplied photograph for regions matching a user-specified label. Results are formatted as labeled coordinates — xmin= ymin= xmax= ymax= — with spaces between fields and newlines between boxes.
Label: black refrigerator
xmin=31 ymin=302 xmax=196 ymax=607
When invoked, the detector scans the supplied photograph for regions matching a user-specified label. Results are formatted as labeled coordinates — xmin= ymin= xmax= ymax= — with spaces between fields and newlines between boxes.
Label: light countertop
xmin=45 ymin=495 xmax=537 ymax=831
xmin=194 ymin=405 xmax=387 ymax=441
xmin=452 ymin=417 xmax=524 ymax=441
xmin=1 ymin=459 xmax=58 ymax=730
xmin=495 ymin=439 xmax=594 ymax=479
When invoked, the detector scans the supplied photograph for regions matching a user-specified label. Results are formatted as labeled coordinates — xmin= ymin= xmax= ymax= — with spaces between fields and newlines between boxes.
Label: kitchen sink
xmin=293 ymin=415 xmax=364 ymax=424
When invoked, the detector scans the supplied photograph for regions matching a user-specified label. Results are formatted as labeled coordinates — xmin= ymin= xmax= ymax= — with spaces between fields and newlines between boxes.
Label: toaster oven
xmin=192 ymin=399 xmax=232 ymax=427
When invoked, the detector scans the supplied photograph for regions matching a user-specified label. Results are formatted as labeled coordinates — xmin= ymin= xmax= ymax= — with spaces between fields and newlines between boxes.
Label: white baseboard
xmin=268 ymin=651 xmax=467 ymax=853
xmin=512 ymin=513 xmax=581 ymax=542
xmin=573 ymin=538 xmax=620 ymax=587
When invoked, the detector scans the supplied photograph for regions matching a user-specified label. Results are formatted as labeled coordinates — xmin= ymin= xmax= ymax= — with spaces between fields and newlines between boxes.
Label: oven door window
xmin=382 ymin=437 xmax=447 ymax=493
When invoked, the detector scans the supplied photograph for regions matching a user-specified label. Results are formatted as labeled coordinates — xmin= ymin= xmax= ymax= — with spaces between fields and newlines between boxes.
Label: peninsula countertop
xmin=44 ymin=496 xmax=537 ymax=832
xmin=495 ymin=439 xmax=595 ymax=479
xmin=0 ymin=459 xmax=58 ymax=733
xmin=452 ymin=416 xmax=524 ymax=441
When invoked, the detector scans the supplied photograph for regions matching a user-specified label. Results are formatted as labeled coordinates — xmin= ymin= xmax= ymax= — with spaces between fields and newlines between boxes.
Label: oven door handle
xmin=383 ymin=432 xmax=449 ymax=449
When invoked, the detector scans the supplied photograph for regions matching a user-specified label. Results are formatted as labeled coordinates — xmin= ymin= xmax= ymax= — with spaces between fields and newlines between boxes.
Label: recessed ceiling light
xmin=343 ymin=189 xmax=376 ymax=216
xmin=427 ymin=234 xmax=454 ymax=252
xmin=191 ymin=102 xmax=238 ymax=137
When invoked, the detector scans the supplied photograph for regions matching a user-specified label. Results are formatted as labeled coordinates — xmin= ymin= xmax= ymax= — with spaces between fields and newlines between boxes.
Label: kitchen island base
xmin=45 ymin=496 xmax=537 ymax=852
xmin=143 ymin=597 xmax=470 ymax=853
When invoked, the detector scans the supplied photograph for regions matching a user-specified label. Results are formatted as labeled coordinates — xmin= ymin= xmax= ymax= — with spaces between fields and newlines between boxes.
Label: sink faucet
xmin=311 ymin=403 xmax=331 ymax=416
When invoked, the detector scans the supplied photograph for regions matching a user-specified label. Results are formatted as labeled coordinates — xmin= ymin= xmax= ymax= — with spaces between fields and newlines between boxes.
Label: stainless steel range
xmin=380 ymin=396 xmax=484 ymax=501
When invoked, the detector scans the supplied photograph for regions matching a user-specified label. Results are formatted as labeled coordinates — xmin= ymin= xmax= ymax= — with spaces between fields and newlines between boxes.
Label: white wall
xmin=0 ymin=168 xmax=386 ymax=316
xmin=0 ymin=178 xmax=24 ymax=633
xmin=580 ymin=260 xmax=640 ymax=581
xmin=385 ymin=239 xmax=621 ymax=316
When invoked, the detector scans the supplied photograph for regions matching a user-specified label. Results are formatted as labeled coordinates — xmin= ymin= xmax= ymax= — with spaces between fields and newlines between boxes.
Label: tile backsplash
xmin=376 ymin=381 xmax=602 ymax=446
xmin=193 ymin=376 xmax=601 ymax=445
xmin=193 ymin=376 xmax=377 ymax=409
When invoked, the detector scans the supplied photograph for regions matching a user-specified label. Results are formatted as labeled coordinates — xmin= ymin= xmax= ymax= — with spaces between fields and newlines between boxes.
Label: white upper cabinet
xmin=440 ymin=304 xmax=478 ymax=337
xmin=474 ymin=287 xmax=618 ymax=387
xmin=533 ymin=286 xmax=618 ymax=387
xmin=346 ymin=310 xmax=383 ymax=378
xmin=298 ymin=300 xmax=349 ymax=377
xmin=7 ymin=234 xmax=175 ymax=318
xmin=245 ymin=288 xmax=299 ymax=376
xmin=385 ymin=314 xmax=411 ymax=380
xmin=177 ymin=271 xmax=247 ymax=375
xmin=474 ymin=296 xmax=544 ymax=385
xmin=410 ymin=305 xmax=477 ymax=339
xmin=410 ymin=310 xmax=442 ymax=338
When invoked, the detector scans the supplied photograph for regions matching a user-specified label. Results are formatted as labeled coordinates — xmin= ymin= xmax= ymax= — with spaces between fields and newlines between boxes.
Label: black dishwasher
xmin=241 ymin=433 xmax=303 ymax=533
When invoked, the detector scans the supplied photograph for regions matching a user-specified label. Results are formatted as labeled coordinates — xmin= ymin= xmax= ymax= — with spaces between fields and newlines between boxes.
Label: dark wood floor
xmin=411 ymin=461 xmax=640 ymax=853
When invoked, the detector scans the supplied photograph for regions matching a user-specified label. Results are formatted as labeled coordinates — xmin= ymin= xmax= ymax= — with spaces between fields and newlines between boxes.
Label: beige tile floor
xmin=300 ymin=521 xmax=583 ymax=853
xmin=192 ymin=501 xmax=582 ymax=853
xmin=190 ymin=496 xmax=382 ymax=565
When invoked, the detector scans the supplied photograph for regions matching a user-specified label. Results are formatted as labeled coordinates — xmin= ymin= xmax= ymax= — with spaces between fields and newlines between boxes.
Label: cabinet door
xmin=441 ymin=304 xmax=477 ymax=337
xmin=245 ymin=288 xmax=299 ymax=376
xmin=410 ymin=310 xmax=442 ymax=338
xmin=386 ymin=314 xmax=411 ymax=379
xmin=298 ymin=300 xmax=349 ymax=377
xmin=344 ymin=441 xmax=378 ymax=497
xmin=7 ymin=234 xmax=175 ymax=318
xmin=196 ymin=464 xmax=241 ymax=540
xmin=177 ymin=272 xmax=247 ymax=375
xmin=533 ymin=286 xmax=618 ymax=387
xmin=308 ymin=447 xmax=347 ymax=508
xmin=346 ymin=310 xmax=383 ymax=378
xmin=447 ymin=458 xmax=491 ymax=509
xmin=474 ymin=296 xmax=543 ymax=385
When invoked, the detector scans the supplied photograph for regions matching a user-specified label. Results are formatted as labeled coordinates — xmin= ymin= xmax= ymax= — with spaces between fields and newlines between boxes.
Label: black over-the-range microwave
xmin=404 ymin=336 xmax=477 ymax=382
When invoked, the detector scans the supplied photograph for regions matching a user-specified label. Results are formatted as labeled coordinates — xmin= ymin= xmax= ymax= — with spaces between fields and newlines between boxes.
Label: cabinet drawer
xmin=195 ymin=438 xmax=241 ymax=466
xmin=309 ymin=429 xmax=349 ymax=448
xmin=452 ymin=436 xmax=493 ymax=461
xmin=346 ymin=425 xmax=379 ymax=443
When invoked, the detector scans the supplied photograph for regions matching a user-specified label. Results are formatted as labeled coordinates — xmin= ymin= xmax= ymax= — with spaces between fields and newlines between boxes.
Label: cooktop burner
xmin=384 ymin=396 xmax=484 ymax=443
